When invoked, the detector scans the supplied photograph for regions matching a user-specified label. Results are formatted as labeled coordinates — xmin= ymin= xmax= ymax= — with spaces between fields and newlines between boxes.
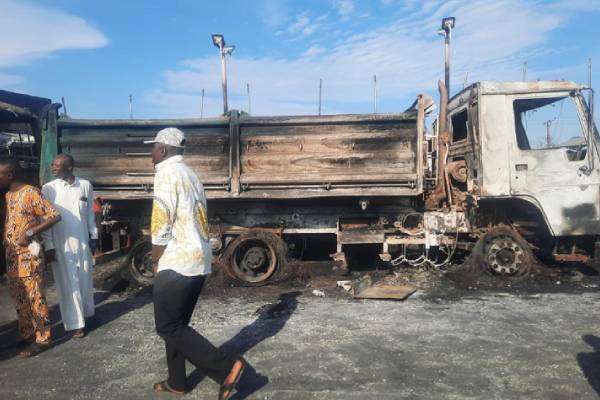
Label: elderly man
xmin=41 ymin=154 xmax=98 ymax=339
xmin=0 ymin=158 xmax=60 ymax=357
xmin=146 ymin=127 xmax=244 ymax=399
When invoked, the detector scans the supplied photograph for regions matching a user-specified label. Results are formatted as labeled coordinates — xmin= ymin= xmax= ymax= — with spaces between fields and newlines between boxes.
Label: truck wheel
xmin=222 ymin=231 xmax=288 ymax=286
xmin=127 ymin=238 xmax=154 ymax=286
xmin=474 ymin=227 xmax=534 ymax=276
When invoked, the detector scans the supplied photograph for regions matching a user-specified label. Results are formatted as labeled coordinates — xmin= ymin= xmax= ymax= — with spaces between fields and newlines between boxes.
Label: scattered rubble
xmin=336 ymin=280 xmax=353 ymax=291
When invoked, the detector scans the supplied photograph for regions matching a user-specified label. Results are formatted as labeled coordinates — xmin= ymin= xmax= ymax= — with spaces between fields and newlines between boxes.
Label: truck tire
xmin=127 ymin=238 xmax=154 ymax=286
xmin=472 ymin=226 xmax=537 ymax=276
xmin=221 ymin=231 xmax=289 ymax=286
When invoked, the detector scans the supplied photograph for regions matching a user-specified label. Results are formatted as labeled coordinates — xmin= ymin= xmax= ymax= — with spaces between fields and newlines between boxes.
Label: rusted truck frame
xmin=38 ymin=81 xmax=600 ymax=284
xmin=41 ymin=95 xmax=446 ymax=284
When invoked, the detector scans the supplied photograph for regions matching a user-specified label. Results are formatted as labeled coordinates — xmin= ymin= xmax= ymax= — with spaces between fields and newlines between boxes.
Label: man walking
xmin=0 ymin=158 xmax=60 ymax=357
xmin=42 ymin=154 xmax=98 ymax=338
xmin=146 ymin=128 xmax=244 ymax=398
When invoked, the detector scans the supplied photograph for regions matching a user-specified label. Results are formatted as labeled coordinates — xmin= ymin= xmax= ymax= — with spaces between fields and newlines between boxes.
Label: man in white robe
xmin=42 ymin=154 xmax=98 ymax=338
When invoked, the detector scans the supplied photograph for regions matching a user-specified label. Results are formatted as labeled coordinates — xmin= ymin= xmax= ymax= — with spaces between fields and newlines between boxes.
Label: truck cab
xmin=446 ymin=81 xmax=600 ymax=264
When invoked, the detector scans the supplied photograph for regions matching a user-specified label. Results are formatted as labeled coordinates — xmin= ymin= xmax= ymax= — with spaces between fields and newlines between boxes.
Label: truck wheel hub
xmin=229 ymin=237 xmax=279 ymax=284
xmin=241 ymin=247 xmax=267 ymax=270
xmin=487 ymin=238 xmax=524 ymax=275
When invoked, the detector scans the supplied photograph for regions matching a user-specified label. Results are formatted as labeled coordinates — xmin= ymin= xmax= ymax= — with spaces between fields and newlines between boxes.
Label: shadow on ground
xmin=186 ymin=291 xmax=301 ymax=399
xmin=578 ymin=335 xmax=600 ymax=396
xmin=0 ymin=287 xmax=151 ymax=362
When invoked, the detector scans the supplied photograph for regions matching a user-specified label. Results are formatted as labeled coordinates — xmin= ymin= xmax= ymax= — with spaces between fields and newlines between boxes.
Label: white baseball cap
xmin=144 ymin=127 xmax=185 ymax=148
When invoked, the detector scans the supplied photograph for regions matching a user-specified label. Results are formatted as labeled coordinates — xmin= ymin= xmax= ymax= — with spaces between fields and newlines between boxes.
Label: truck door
xmin=509 ymin=92 xmax=600 ymax=235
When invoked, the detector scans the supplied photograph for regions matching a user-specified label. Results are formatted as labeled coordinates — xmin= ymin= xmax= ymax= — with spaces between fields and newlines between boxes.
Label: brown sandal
xmin=19 ymin=342 xmax=51 ymax=358
xmin=219 ymin=359 xmax=246 ymax=400
xmin=72 ymin=329 xmax=86 ymax=339
xmin=153 ymin=381 xmax=186 ymax=396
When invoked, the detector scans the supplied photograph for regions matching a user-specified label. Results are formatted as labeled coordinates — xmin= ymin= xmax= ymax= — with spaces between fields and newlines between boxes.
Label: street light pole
xmin=438 ymin=17 xmax=455 ymax=95
xmin=544 ymin=119 xmax=554 ymax=147
xmin=212 ymin=34 xmax=235 ymax=115
xmin=220 ymin=48 xmax=228 ymax=114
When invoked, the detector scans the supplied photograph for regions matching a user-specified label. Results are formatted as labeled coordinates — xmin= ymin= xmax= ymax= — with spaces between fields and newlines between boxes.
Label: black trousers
xmin=153 ymin=270 xmax=234 ymax=391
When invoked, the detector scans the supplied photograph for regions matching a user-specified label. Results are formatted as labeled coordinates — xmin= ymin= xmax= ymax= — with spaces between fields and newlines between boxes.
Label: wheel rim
xmin=486 ymin=236 xmax=525 ymax=276
xmin=231 ymin=239 xmax=277 ymax=283
xmin=131 ymin=247 xmax=154 ymax=278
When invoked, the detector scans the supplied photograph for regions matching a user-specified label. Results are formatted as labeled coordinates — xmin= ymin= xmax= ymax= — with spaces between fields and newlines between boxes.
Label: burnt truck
xmin=37 ymin=80 xmax=600 ymax=285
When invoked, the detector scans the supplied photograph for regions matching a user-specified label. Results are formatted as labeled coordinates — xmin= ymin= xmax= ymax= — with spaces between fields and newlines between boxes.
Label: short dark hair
xmin=0 ymin=157 xmax=21 ymax=178
xmin=56 ymin=153 xmax=75 ymax=167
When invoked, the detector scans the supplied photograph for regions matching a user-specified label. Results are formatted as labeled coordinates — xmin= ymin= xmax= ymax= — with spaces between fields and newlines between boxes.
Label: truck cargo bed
xmin=58 ymin=111 xmax=423 ymax=200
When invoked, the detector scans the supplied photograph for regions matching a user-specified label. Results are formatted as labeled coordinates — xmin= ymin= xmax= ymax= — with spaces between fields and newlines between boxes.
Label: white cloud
xmin=302 ymin=45 xmax=327 ymax=58
xmin=0 ymin=0 xmax=108 ymax=68
xmin=334 ymin=0 xmax=356 ymax=19
xmin=144 ymin=0 xmax=583 ymax=117
xmin=0 ymin=0 xmax=107 ymax=92
xmin=258 ymin=0 xmax=292 ymax=29
xmin=288 ymin=12 xmax=310 ymax=34
xmin=282 ymin=11 xmax=326 ymax=39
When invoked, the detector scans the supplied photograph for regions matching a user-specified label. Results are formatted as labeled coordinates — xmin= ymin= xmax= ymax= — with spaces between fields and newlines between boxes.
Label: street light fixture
xmin=212 ymin=34 xmax=224 ymax=48
xmin=211 ymin=34 xmax=234 ymax=114
xmin=438 ymin=17 xmax=455 ymax=95
xmin=223 ymin=45 xmax=235 ymax=55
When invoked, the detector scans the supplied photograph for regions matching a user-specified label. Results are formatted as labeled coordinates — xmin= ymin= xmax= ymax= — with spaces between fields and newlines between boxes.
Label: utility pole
xmin=373 ymin=75 xmax=378 ymax=114
xmin=438 ymin=17 xmax=455 ymax=95
xmin=318 ymin=78 xmax=322 ymax=116
xmin=200 ymin=88 xmax=205 ymax=118
xmin=61 ymin=97 xmax=67 ymax=116
xmin=129 ymin=94 xmax=133 ymax=119
xmin=588 ymin=58 xmax=593 ymax=116
xmin=543 ymin=119 xmax=554 ymax=147
xmin=588 ymin=57 xmax=595 ymax=170
xmin=523 ymin=61 xmax=527 ymax=81
xmin=463 ymin=72 xmax=468 ymax=89
xmin=246 ymin=83 xmax=251 ymax=114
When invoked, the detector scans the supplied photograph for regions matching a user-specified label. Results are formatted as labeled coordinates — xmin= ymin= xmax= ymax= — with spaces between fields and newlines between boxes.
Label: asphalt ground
xmin=0 ymin=260 xmax=599 ymax=400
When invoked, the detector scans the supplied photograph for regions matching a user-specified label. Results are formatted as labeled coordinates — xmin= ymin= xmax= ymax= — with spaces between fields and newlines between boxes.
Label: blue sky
xmin=1 ymin=0 xmax=600 ymax=118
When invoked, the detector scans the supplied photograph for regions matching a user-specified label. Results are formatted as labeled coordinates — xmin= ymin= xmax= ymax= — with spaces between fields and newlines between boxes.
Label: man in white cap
xmin=146 ymin=127 xmax=245 ymax=399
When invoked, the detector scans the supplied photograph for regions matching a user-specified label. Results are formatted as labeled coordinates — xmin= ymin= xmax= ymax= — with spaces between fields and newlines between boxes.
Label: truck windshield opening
xmin=514 ymin=96 xmax=586 ymax=161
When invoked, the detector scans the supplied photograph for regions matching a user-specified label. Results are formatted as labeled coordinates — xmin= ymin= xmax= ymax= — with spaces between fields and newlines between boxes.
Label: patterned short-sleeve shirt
xmin=151 ymin=155 xmax=211 ymax=276
xmin=3 ymin=185 xmax=59 ymax=277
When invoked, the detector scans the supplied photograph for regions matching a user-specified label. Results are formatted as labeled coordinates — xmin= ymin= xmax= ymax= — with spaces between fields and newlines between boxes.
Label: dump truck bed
xmin=57 ymin=111 xmax=423 ymax=200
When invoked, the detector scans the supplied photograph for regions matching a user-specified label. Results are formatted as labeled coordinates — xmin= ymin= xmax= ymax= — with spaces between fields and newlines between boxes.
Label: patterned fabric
xmin=3 ymin=185 xmax=59 ymax=278
xmin=7 ymin=274 xmax=51 ymax=344
xmin=151 ymin=155 xmax=211 ymax=276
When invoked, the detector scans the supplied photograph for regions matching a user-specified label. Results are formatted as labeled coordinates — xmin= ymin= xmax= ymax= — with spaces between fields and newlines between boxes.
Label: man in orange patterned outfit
xmin=0 ymin=158 xmax=60 ymax=357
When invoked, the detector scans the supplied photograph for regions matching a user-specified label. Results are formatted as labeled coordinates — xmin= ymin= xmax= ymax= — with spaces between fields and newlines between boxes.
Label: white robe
xmin=42 ymin=177 xmax=98 ymax=331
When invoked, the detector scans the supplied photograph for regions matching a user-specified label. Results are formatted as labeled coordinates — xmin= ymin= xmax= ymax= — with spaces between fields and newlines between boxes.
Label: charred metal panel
xmin=239 ymin=115 xmax=419 ymax=187
xmin=58 ymin=112 xmax=423 ymax=200
xmin=479 ymin=94 xmax=512 ymax=196
xmin=59 ymin=122 xmax=230 ymax=188
xmin=478 ymin=81 xmax=581 ymax=96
